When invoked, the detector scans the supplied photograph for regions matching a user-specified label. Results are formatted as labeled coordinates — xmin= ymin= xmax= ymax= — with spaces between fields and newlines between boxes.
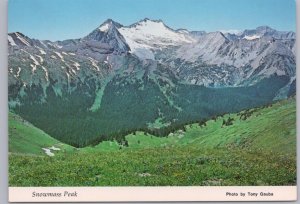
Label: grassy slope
xmin=86 ymin=97 xmax=296 ymax=154
xmin=181 ymin=97 xmax=296 ymax=153
xmin=9 ymin=97 xmax=296 ymax=186
xmin=9 ymin=112 xmax=73 ymax=155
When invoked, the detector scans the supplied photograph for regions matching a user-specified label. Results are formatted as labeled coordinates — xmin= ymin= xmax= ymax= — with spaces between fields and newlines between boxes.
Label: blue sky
xmin=9 ymin=0 xmax=296 ymax=41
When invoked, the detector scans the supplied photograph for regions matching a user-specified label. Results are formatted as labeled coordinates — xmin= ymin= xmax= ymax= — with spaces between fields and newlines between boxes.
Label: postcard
xmin=8 ymin=0 xmax=296 ymax=202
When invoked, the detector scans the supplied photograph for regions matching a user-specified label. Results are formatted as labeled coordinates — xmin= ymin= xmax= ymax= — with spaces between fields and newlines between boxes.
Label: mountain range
xmin=8 ymin=18 xmax=296 ymax=146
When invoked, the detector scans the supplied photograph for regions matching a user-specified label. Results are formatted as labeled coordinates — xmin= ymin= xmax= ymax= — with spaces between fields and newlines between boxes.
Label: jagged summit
xmin=82 ymin=19 xmax=130 ymax=53
xmin=98 ymin=19 xmax=123 ymax=31
xmin=128 ymin=18 xmax=168 ymax=29
xmin=134 ymin=18 xmax=164 ymax=24
xmin=7 ymin=18 xmax=296 ymax=88
xmin=7 ymin=32 xmax=52 ymax=48
xmin=241 ymin=26 xmax=295 ymax=40
xmin=8 ymin=32 xmax=32 ymax=47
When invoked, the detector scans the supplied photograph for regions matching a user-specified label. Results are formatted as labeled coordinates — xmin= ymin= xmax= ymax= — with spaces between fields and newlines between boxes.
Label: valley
xmin=9 ymin=97 xmax=296 ymax=186
xmin=8 ymin=18 xmax=296 ymax=186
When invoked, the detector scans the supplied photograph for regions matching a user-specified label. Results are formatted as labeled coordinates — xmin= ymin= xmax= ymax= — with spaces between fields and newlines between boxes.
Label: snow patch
xmin=42 ymin=146 xmax=60 ymax=157
xmin=38 ymin=48 xmax=46 ymax=55
xmin=99 ymin=23 xmax=110 ymax=32
xmin=49 ymin=146 xmax=60 ymax=151
xmin=73 ymin=62 xmax=80 ymax=70
xmin=56 ymin=45 xmax=63 ymax=49
xmin=47 ymin=42 xmax=62 ymax=49
xmin=42 ymin=148 xmax=54 ymax=156
xmin=16 ymin=67 xmax=21 ymax=78
xmin=13 ymin=67 xmax=21 ymax=78
xmin=119 ymin=19 xmax=192 ymax=44
xmin=8 ymin=35 xmax=17 ymax=46
xmin=118 ymin=19 xmax=193 ymax=59
xmin=119 ymin=36 xmax=154 ymax=60
xmin=54 ymin=51 xmax=64 ymax=61
xmin=88 ymin=57 xmax=100 ymax=71
xmin=42 ymin=66 xmax=49 ymax=81
xmin=35 ymin=55 xmax=44 ymax=63
xmin=30 ymin=55 xmax=40 ymax=66
xmin=16 ymin=33 xmax=30 ymax=46
xmin=30 ymin=64 xmax=37 ymax=73
xmin=243 ymin=35 xmax=261 ymax=40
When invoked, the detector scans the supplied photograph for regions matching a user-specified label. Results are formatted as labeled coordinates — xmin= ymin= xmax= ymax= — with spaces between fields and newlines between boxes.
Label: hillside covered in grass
xmin=9 ymin=112 xmax=73 ymax=155
xmin=9 ymin=97 xmax=296 ymax=186
xmin=84 ymin=97 xmax=296 ymax=154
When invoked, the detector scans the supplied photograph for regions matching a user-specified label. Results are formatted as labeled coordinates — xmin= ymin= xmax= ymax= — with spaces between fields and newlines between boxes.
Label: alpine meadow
xmin=8 ymin=0 xmax=296 ymax=186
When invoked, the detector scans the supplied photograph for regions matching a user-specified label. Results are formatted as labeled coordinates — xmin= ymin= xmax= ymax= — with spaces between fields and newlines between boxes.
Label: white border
xmin=1 ymin=0 xmax=300 ymax=203
xmin=8 ymin=186 xmax=297 ymax=202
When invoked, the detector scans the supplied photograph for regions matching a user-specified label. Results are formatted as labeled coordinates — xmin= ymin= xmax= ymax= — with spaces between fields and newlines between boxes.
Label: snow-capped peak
xmin=8 ymin=32 xmax=32 ymax=47
xmin=130 ymin=18 xmax=164 ymax=27
xmin=243 ymin=35 xmax=261 ymax=40
xmin=118 ymin=18 xmax=194 ymax=59
xmin=98 ymin=19 xmax=123 ymax=32
xmin=83 ymin=19 xmax=130 ymax=53
xmin=124 ymin=18 xmax=177 ymax=38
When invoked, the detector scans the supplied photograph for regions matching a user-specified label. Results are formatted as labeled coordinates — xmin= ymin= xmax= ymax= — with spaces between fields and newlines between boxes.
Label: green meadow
xmin=9 ymin=97 xmax=296 ymax=186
